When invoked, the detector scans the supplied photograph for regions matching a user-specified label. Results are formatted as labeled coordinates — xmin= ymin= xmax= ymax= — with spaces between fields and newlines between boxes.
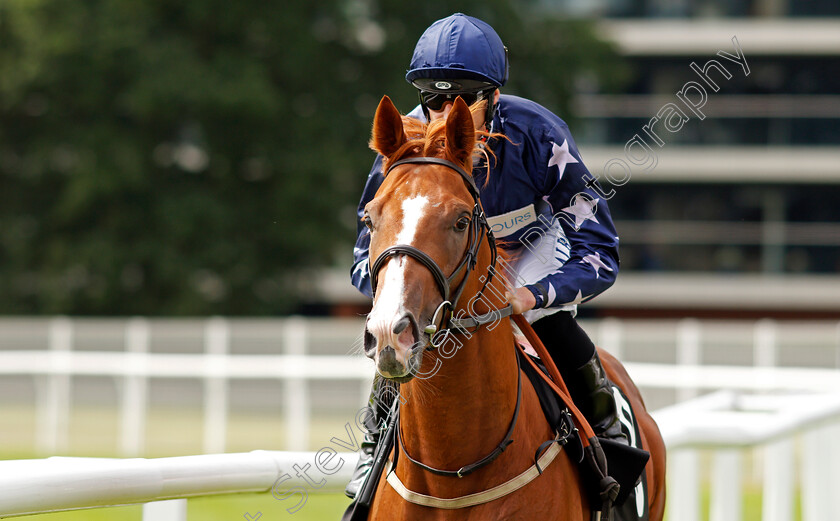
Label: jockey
xmin=346 ymin=13 xmax=624 ymax=498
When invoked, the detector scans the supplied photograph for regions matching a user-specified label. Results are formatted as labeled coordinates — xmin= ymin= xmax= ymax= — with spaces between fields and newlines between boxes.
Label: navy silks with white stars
xmin=351 ymin=94 xmax=619 ymax=310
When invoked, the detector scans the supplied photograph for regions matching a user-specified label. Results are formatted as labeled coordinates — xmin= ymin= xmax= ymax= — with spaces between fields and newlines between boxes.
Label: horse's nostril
xmin=393 ymin=315 xmax=411 ymax=335
xmin=364 ymin=328 xmax=377 ymax=354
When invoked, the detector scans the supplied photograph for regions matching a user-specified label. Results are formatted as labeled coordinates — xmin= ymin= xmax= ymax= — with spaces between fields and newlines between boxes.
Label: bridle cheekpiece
xmin=368 ymin=156 xmax=511 ymax=348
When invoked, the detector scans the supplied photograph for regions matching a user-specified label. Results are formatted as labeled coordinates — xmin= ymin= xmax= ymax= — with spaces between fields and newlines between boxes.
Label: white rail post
xmin=203 ymin=318 xmax=229 ymax=454
xmin=598 ymin=318 xmax=623 ymax=360
xmin=835 ymin=321 xmax=840 ymax=369
xmin=754 ymin=319 xmax=778 ymax=369
xmin=763 ymin=437 xmax=794 ymax=521
xmin=672 ymin=319 xmax=701 ymax=521
xmin=142 ymin=498 xmax=187 ymax=521
xmin=710 ymin=448 xmax=742 ymax=521
xmin=676 ymin=318 xmax=701 ymax=402
xmin=284 ymin=317 xmax=309 ymax=451
xmin=752 ymin=319 xmax=778 ymax=486
xmin=667 ymin=449 xmax=700 ymax=521
xmin=37 ymin=318 xmax=73 ymax=454
xmin=120 ymin=318 xmax=150 ymax=457
xmin=830 ymin=421 xmax=840 ymax=521
xmin=802 ymin=420 xmax=840 ymax=521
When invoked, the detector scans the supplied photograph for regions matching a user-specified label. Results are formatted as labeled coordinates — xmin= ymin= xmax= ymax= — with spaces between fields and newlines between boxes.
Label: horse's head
xmin=363 ymin=95 xmax=490 ymax=382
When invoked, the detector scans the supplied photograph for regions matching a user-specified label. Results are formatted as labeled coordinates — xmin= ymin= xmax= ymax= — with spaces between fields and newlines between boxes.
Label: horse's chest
xmin=368 ymin=457 xmax=587 ymax=521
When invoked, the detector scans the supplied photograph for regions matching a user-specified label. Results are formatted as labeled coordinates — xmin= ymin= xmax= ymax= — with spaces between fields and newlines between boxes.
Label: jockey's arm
xmin=350 ymin=155 xmax=386 ymax=298
xmin=520 ymin=127 xmax=620 ymax=310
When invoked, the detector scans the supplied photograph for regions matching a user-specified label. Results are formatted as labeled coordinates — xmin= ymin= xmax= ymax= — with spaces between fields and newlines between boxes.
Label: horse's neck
xmin=398 ymin=320 xmax=520 ymax=469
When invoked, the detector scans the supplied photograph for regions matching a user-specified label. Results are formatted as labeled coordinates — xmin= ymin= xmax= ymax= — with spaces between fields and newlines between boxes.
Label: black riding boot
xmin=532 ymin=311 xmax=628 ymax=445
xmin=344 ymin=381 xmax=394 ymax=499
xmin=575 ymin=350 xmax=628 ymax=445
xmin=344 ymin=424 xmax=378 ymax=498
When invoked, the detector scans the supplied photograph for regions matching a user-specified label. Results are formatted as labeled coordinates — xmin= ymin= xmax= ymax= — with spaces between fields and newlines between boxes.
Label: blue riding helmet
xmin=406 ymin=13 xmax=508 ymax=90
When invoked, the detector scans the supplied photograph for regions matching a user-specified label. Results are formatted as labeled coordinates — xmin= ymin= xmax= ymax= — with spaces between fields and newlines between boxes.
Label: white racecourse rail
xmin=0 ymin=316 xmax=839 ymax=520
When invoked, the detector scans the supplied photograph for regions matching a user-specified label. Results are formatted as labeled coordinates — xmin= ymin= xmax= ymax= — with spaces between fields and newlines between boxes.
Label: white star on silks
xmin=561 ymin=194 xmax=600 ymax=230
xmin=352 ymin=261 xmax=368 ymax=278
xmin=547 ymin=140 xmax=579 ymax=181
xmin=579 ymin=252 xmax=614 ymax=279
xmin=562 ymin=290 xmax=593 ymax=306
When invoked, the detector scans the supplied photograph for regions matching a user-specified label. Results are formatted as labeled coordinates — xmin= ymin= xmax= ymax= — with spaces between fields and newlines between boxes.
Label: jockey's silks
xmin=351 ymin=94 xmax=620 ymax=311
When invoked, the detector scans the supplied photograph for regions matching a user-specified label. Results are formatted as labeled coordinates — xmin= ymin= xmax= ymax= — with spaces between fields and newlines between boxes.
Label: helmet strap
xmin=484 ymin=99 xmax=497 ymax=130
xmin=418 ymin=90 xmax=431 ymax=122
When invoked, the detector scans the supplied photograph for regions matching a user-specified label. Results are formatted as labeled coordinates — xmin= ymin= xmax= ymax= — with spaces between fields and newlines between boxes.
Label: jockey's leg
xmin=509 ymin=219 xmax=626 ymax=444
xmin=344 ymin=378 xmax=394 ymax=498
xmin=532 ymin=311 xmax=628 ymax=445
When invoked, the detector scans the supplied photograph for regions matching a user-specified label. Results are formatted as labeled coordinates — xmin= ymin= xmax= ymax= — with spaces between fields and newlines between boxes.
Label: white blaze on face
xmin=368 ymin=195 xmax=429 ymax=356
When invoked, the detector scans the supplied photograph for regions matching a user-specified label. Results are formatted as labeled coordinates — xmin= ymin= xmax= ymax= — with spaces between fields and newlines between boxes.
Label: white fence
xmin=1 ymin=316 xmax=840 ymax=520
xmin=2 ymin=316 xmax=839 ymax=455
xmin=0 ymin=316 xmax=376 ymax=456
xmin=0 ymin=450 xmax=345 ymax=518
xmin=1 ymin=390 xmax=839 ymax=521
xmin=659 ymin=390 xmax=840 ymax=521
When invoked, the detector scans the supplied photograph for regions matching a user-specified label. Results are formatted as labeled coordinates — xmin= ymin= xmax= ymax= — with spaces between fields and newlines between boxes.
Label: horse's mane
xmin=375 ymin=101 xmax=503 ymax=182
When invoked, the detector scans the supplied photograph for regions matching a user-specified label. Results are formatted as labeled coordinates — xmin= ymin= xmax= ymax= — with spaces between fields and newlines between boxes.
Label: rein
xmin=369 ymin=157 xmax=510 ymax=347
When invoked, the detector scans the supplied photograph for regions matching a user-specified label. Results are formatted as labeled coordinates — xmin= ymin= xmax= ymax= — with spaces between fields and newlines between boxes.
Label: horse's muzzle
xmin=364 ymin=312 xmax=423 ymax=381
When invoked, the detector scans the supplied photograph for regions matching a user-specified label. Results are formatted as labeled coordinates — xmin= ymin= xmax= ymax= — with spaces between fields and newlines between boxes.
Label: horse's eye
xmin=363 ymin=216 xmax=374 ymax=231
xmin=455 ymin=217 xmax=470 ymax=232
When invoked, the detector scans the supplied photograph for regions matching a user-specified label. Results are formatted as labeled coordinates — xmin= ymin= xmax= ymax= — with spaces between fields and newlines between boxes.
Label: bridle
xmin=369 ymin=155 xmax=521 ymax=480
xmin=368 ymin=156 xmax=511 ymax=346
xmin=367 ymin=156 xmax=543 ymax=490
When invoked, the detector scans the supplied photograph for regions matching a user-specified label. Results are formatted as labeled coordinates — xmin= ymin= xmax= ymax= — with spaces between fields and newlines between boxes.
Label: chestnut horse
xmin=361 ymin=95 xmax=665 ymax=521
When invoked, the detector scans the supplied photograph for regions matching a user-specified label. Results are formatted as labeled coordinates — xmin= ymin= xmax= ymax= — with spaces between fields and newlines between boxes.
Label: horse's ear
xmin=371 ymin=95 xmax=407 ymax=158
xmin=444 ymin=97 xmax=476 ymax=167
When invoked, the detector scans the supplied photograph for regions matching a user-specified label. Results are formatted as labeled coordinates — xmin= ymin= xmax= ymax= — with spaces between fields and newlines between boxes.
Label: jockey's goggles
xmin=413 ymin=78 xmax=497 ymax=112
xmin=418 ymin=87 xmax=494 ymax=112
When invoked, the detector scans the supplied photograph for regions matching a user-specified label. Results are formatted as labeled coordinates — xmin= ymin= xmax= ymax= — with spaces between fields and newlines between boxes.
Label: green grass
xmin=14 ymin=506 xmax=142 ymax=521
xmin=10 ymin=488 xmax=799 ymax=521
xmin=0 ymin=404 xmax=360 ymax=457
xmin=15 ymin=493 xmax=352 ymax=521
xmin=708 ymin=484 xmax=800 ymax=521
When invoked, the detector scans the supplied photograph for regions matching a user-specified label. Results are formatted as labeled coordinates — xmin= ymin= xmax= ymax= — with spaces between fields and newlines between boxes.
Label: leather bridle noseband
xmin=368 ymin=157 xmax=509 ymax=345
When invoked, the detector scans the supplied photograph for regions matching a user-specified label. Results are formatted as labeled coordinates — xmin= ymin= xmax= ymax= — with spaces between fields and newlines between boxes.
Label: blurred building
xmin=314 ymin=2 xmax=840 ymax=319
xmin=563 ymin=0 xmax=840 ymax=317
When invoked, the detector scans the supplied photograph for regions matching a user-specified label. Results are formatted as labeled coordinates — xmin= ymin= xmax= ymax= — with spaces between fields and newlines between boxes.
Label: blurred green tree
xmin=0 ymin=0 xmax=624 ymax=315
